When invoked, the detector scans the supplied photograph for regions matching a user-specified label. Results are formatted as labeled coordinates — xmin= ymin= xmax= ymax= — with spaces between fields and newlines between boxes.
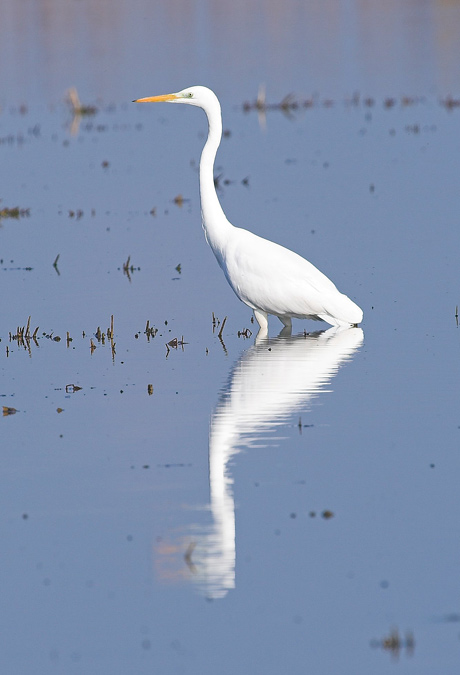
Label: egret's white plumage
xmin=134 ymin=86 xmax=363 ymax=333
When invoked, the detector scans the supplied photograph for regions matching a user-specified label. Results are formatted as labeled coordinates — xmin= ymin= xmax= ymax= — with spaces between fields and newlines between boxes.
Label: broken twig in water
xmin=218 ymin=316 xmax=227 ymax=339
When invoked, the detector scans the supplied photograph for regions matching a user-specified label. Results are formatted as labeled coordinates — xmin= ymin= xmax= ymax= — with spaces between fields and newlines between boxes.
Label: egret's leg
xmin=279 ymin=316 xmax=292 ymax=330
xmin=255 ymin=327 xmax=268 ymax=343
xmin=253 ymin=309 xmax=268 ymax=331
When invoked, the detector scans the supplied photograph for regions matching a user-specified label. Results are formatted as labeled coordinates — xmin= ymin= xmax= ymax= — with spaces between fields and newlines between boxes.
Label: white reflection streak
xmin=192 ymin=326 xmax=363 ymax=599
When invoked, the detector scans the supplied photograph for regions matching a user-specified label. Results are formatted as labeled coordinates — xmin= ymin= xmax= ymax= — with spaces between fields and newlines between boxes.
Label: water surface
xmin=1 ymin=2 xmax=460 ymax=673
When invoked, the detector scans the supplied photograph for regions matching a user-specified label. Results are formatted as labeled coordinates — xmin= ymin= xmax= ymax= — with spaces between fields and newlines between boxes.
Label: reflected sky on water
xmin=1 ymin=1 xmax=460 ymax=674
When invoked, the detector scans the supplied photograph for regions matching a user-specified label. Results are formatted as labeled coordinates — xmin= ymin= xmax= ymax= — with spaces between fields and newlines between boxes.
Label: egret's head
xmin=133 ymin=86 xmax=217 ymax=109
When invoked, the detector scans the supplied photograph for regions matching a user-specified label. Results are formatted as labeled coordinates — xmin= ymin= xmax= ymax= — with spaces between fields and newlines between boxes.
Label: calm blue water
xmin=1 ymin=2 xmax=460 ymax=673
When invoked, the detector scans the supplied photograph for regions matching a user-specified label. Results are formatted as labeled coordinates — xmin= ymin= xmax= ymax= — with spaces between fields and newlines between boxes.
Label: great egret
xmin=134 ymin=86 xmax=363 ymax=332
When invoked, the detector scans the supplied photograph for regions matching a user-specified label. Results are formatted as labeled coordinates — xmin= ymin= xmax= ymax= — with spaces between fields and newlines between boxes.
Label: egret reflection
xmin=157 ymin=326 xmax=363 ymax=599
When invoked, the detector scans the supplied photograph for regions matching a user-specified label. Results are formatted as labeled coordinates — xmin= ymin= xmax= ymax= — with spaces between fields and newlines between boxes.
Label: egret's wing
xmin=223 ymin=228 xmax=340 ymax=318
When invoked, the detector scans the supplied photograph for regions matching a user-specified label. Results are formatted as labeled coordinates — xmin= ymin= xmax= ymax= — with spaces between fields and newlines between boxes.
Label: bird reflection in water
xmin=156 ymin=326 xmax=363 ymax=599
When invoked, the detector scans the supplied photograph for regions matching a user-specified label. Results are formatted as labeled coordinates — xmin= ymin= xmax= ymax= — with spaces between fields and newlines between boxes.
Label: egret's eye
xmin=184 ymin=92 xmax=193 ymax=98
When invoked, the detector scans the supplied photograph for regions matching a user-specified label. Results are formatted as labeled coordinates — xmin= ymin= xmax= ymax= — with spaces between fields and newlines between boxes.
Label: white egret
xmin=134 ymin=86 xmax=363 ymax=332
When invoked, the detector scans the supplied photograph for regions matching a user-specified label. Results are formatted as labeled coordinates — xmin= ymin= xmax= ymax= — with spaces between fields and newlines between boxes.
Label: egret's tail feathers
xmin=319 ymin=294 xmax=363 ymax=327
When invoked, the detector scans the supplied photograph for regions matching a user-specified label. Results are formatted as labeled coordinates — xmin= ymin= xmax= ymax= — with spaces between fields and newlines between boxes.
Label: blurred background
xmin=2 ymin=0 xmax=460 ymax=106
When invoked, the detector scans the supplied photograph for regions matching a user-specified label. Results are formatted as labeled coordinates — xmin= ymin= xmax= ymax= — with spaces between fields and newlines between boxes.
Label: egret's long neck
xmin=199 ymin=101 xmax=232 ymax=253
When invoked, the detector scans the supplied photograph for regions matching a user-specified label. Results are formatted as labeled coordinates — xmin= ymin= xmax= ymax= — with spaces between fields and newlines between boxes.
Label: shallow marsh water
xmin=1 ymin=1 xmax=460 ymax=673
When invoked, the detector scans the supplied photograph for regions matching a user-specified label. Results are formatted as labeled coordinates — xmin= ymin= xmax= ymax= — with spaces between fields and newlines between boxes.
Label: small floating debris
xmin=173 ymin=194 xmax=190 ymax=207
xmin=218 ymin=316 xmax=227 ymax=340
xmin=95 ymin=326 xmax=106 ymax=343
xmin=65 ymin=384 xmax=82 ymax=394
xmin=370 ymin=627 xmax=415 ymax=659
xmin=211 ymin=313 xmax=228 ymax=352
xmin=243 ymin=87 xmax=299 ymax=117
xmin=9 ymin=316 xmax=40 ymax=352
xmin=307 ymin=509 xmax=334 ymax=519
xmin=3 ymin=406 xmax=18 ymax=416
xmin=120 ymin=255 xmax=140 ymax=281
xmin=68 ymin=209 xmax=84 ymax=219
xmin=212 ymin=312 xmax=227 ymax=334
xmin=93 ymin=320 xmax=115 ymax=353
xmin=108 ymin=315 xmax=114 ymax=340
xmin=441 ymin=95 xmax=460 ymax=110
xmin=165 ymin=336 xmax=187 ymax=356
xmin=0 ymin=206 xmax=30 ymax=220
xmin=297 ymin=416 xmax=308 ymax=433
xmin=67 ymin=87 xmax=98 ymax=135
xmin=214 ymin=173 xmax=236 ymax=191
xmin=53 ymin=254 xmax=60 ymax=275
xmin=43 ymin=332 xmax=61 ymax=342
xmin=66 ymin=87 xmax=98 ymax=117
xmin=144 ymin=320 xmax=158 ymax=340
xmin=237 ymin=327 xmax=252 ymax=339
